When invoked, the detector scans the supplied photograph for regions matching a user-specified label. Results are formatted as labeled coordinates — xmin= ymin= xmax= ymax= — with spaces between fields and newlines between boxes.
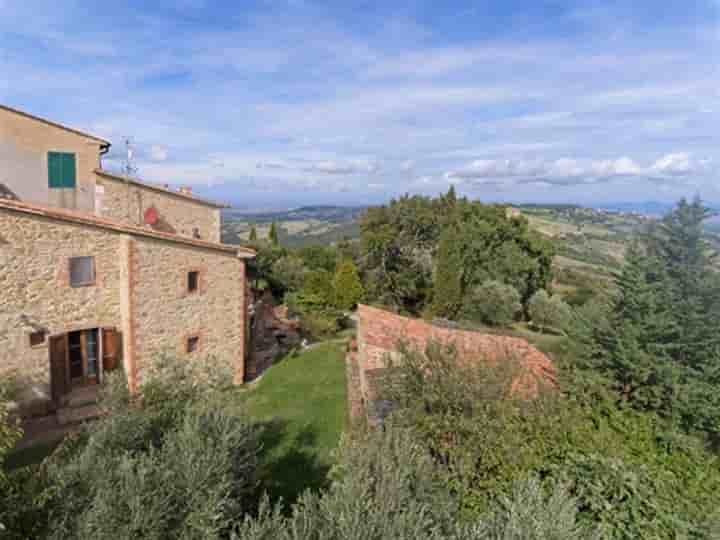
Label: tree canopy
xmin=359 ymin=190 xmax=554 ymax=317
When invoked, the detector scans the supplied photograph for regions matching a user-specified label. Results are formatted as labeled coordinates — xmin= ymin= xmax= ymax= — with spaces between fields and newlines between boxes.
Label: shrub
xmin=30 ymin=354 xmax=260 ymax=540
xmin=332 ymin=258 xmax=364 ymax=311
xmin=271 ymin=255 xmax=307 ymax=295
xmin=232 ymin=430 xmax=596 ymax=540
xmin=461 ymin=280 xmax=522 ymax=327
xmin=528 ymin=290 xmax=571 ymax=333
xmin=377 ymin=341 xmax=720 ymax=537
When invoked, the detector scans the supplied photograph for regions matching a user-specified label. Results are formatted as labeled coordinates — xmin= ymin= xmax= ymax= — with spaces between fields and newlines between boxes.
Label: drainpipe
xmin=99 ymin=142 xmax=111 ymax=169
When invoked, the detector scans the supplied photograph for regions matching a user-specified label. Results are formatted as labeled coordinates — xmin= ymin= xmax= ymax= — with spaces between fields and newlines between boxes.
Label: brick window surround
xmin=181 ymin=266 xmax=207 ymax=296
xmin=69 ymin=256 xmax=96 ymax=287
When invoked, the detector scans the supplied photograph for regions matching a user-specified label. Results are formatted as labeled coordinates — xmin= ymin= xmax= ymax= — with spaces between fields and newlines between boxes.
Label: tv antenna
xmin=122 ymin=137 xmax=138 ymax=177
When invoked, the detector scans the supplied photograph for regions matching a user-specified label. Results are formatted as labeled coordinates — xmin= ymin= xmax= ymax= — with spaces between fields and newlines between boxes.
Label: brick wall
xmin=98 ymin=173 xmax=222 ymax=242
xmin=350 ymin=304 xmax=556 ymax=423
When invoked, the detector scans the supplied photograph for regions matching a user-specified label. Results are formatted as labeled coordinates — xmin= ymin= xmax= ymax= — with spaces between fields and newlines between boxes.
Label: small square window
xmin=69 ymin=256 xmax=96 ymax=287
xmin=192 ymin=228 xmax=201 ymax=239
xmin=186 ymin=335 xmax=200 ymax=353
xmin=188 ymin=271 xmax=199 ymax=293
xmin=29 ymin=330 xmax=46 ymax=347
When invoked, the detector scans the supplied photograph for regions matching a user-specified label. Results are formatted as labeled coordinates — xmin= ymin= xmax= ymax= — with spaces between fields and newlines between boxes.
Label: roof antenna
xmin=122 ymin=136 xmax=138 ymax=177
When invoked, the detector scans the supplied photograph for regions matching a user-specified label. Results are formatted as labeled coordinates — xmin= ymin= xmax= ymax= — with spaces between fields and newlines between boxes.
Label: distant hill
xmin=222 ymin=205 xmax=366 ymax=247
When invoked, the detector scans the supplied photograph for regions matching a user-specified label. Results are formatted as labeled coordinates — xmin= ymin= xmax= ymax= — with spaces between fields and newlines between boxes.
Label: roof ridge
xmin=0 ymin=103 xmax=110 ymax=144
xmin=95 ymin=169 xmax=229 ymax=209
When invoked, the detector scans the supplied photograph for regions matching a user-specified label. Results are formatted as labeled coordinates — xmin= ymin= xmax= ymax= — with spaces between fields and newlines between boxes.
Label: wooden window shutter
xmin=49 ymin=334 xmax=69 ymax=403
xmin=102 ymin=327 xmax=121 ymax=371
xmin=47 ymin=152 xmax=77 ymax=188
xmin=62 ymin=153 xmax=77 ymax=188
xmin=48 ymin=152 xmax=63 ymax=188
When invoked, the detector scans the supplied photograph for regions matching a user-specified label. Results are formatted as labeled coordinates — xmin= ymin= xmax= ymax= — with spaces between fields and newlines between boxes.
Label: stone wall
xmin=0 ymin=203 xmax=248 ymax=414
xmin=97 ymin=173 xmax=222 ymax=242
xmin=130 ymin=237 xmax=246 ymax=386
xmin=350 ymin=304 xmax=556 ymax=423
xmin=0 ymin=106 xmax=105 ymax=211
xmin=0 ymin=211 xmax=123 ymax=399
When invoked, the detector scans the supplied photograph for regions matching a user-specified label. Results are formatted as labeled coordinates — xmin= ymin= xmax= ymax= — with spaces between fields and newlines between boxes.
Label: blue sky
xmin=1 ymin=0 xmax=718 ymax=208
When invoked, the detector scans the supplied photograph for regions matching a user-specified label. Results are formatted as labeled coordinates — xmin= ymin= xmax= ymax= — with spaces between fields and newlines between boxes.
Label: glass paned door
xmin=86 ymin=329 xmax=99 ymax=379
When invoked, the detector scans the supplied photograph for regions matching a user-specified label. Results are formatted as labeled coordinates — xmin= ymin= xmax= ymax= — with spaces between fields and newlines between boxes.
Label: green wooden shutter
xmin=48 ymin=152 xmax=63 ymax=188
xmin=61 ymin=153 xmax=76 ymax=188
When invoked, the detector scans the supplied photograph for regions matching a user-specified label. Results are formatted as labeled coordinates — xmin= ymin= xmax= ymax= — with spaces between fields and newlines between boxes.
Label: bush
xmin=25 ymin=354 xmax=260 ymax=540
xmin=332 ymin=258 xmax=364 ymax=311
xmin=377 ymin=341 xmax=720 ymax=537
xmin=528 ymin=290 xmax=571 ymax=333
xmin=461 ymin=280 xmax=521 ymax=327
xmin=232 ymin=430 xmax=596 ymax=540
xmin=271 ymin=256 xmax=307 ymax=295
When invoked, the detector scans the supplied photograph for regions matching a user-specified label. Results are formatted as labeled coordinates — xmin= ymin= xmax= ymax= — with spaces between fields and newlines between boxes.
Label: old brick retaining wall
xmin=349 ymin=304 xmax=556 ymax=423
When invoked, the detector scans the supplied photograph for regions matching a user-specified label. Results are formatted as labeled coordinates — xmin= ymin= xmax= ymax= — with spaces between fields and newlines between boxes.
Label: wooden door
xmin=102 ymin=328 xmax=121 ymax=372
xmin=50 ymin=334 xmax=69 ymax=403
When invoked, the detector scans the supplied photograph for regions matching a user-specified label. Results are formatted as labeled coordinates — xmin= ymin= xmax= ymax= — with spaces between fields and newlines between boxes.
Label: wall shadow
xmin=254 ymin=418 xmax=332 ymax=508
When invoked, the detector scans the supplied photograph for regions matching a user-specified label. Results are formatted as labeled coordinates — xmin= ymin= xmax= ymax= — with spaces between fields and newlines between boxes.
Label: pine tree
xmin=248 ymin=226 xmax=258 ymax=242
xmin=604 ymin=244 xmax=677 ymax=406
xmin=332 ymin=258 xmax=364 ymax=311
xmin=268 ymin=222 xmax=279 ymax=246
xmin=652 ymin=196 xmax=719 ymax=367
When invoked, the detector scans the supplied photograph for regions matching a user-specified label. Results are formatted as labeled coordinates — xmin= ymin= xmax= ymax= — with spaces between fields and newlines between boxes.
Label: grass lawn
xmin=241 ymin=339 xmax=348 ymax=504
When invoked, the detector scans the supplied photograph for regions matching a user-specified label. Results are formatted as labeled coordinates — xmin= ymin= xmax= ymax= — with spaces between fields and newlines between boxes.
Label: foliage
xmin=248 ymin=225 xmax=258 ymax=242
xmin=0 ymin=385 xmax=23 ymax=536
xmin=528 ymin=290 xmax=572 ymax=333
xmin=246 ymin=242 xmax=287 ymax=294
xmin=232 ymin=429 xmax=595 ymax=540
xmin=332 ymin=258 xmax=364 ymax=311
xmin=430 ymin=224 xmax=465 ymax=318
xmin=286 ymin=270 xmax=341 ymax=338
xmin=268 ymin=221 xmax=280 ymax=246
xmin=297 ymin=245 xmax=338 ymax=273
xmin=573 ymin=197 xmax=720 ymax=440
xmin=378 ymin=342 xmax=720 ymax=538
xmin=360 ymin=190 xmax=554 ymax=316
xmin=461 ymin=280 xmax=522 ymax=327
xmin=0 ymin=385 xmax=21 ymax=479
xmin=7 ymin=354 xmax=259 ymax=540
xmin=272 ymin=255 xmax=307 ymax=295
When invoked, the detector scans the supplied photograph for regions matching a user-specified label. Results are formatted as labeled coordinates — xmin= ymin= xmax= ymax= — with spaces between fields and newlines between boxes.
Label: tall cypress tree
xmin=429 ymin=224 xmax=464 ymax=319
xmin=248 ymin=225 xmax=258 ymax=242
xmin=268 ymin=222 xmax=279 ymax=246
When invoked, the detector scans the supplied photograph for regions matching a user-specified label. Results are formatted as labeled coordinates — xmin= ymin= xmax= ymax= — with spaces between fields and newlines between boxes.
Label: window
xmin=186 ymin=335 xmax=200 ymax=353
xmin=29 ymin=330 xmax=46 ymax=347
xmin=192 ymin=227 xmax=201 ymax=239
xmin=69 ymin=256 xmax=96 ymax=287
xmin=48 ymin=152 xmax=77 ymax=188
xmin=188 ymin=271 xmax=199 ymax=293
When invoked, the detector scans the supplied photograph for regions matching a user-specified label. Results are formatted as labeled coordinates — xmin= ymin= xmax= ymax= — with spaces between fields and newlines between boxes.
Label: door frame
xmin=50 ymin=327 xmax=106 ymax=404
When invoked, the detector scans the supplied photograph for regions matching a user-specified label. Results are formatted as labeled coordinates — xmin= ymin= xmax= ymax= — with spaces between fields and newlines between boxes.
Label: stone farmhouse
xmin=0 ymin=104 xmax=254 ymax=419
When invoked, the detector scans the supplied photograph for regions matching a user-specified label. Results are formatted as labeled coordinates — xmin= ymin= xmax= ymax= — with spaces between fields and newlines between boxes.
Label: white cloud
xmin=150 ymin=145 xmax=169 ymax=162
xmin=445 ymin=153 xmax=709 ymax=186
xmin=401 ymin=160 xmax=415 ymax=172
